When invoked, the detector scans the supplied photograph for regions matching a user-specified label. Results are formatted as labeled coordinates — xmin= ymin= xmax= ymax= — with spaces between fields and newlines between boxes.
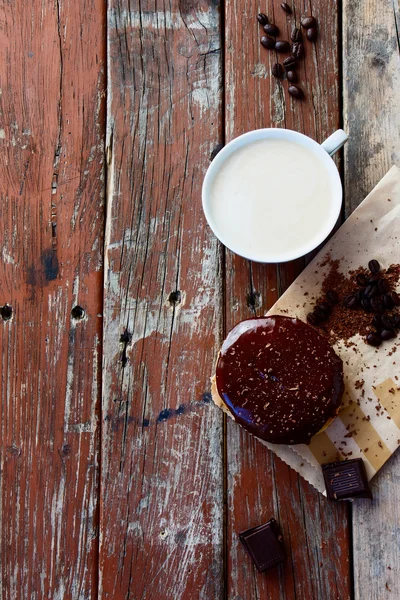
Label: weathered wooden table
xmin=1 ymin=1 xmax=400 ymax=598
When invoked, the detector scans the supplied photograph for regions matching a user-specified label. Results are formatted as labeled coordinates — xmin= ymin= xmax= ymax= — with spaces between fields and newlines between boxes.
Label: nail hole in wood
xmin=168 ymin=290 xmax=182 ymax=306
xmin=1 ymin=304 xmax=13 ymax=321
xmin=247 ymin=291 xmax=261 ymax=309
xmin=71 ymin=305 xmax=85 ymax=320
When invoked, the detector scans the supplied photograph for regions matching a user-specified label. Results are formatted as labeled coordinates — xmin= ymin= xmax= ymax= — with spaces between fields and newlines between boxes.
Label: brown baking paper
xmin=214 ymin=166 xmax=400 ymax=495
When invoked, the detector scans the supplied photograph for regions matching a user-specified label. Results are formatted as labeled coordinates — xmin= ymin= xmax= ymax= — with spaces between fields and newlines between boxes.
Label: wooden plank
xmin=224 ymin=1 xmax=352 ymax=598
xmin=0 ymin=1 xmax=105 ymax=598
xmin=100 ymin=1 xmax=224 ymax=598
xmin=343 ymin=1 xmax=400 ymax=598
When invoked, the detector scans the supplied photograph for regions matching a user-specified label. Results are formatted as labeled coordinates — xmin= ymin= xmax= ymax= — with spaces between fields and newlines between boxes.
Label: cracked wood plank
xmin=100 ymin=1 xmax=224 ymax=598
xmin=224 ymin=1 xmax=351 ymax=598
xmin=343 ymin=1 xmax=400 ymax=598
xmin=0 ymin=0 xmax=106 ymax=598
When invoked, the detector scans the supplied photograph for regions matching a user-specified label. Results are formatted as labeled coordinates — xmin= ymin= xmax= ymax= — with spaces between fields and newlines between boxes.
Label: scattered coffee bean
xmin=286 ymin=70 xmax=298 ymax=83
xmin=372 ymin=315 xmax=383 ymax=330
xmin=288 ymin=85 xmax=303 ymax=98
xmin=257 ymin=13 xmax=268 ymax=25
xmin=381 ymin=315 xmax=394 ymax=329
xmin=367 ymin=274 xmax=380 ymax=284
xmin=275 ymin=40 xmax=291 ymax=53
xmin=306 ymin=27 xmax=318 ymax=41
xmin=272 ymin=63 xmax=284 ymax=78
xmin=291 ymin=27 xmax=302 ymax=42
xmin=390 ymin=291 xmax=400 ymax=306
xmin=368 ymin=259 xmax=380 ymax=273
xmin=307 ymin=312 xmax=320 ymax=326
xmin=264 ymin=23 xmax=279 ymax=36
xmin=356 ymin=289 xmax=364 ymax=303
xmin=314 ymin=305 xmax=328 ymax=321
xmin=378 ymin=278 xmax=390 ymax=294
xmin=301 ymin=15 xmax=317 ymax=29
xmin=364 ymin=284 xmax=378 ymax=299
xmin=392 ymin=314 xmax=400 ymax=326
xmin=283 ymin=55 xmax=298 ymax=69
xmin=261 ymin=35 xmax=275 ymax=49
xmin=370 ymin=297 xmax=383 ymax=313
xmin=319 ymin=302 xmax=332 ymax=316
xmin=292 ymin=42 xmax=304 ymax=59
xmin=326 ymin=290 xmax=338 ymax=304
xmin=344 ymin=294 xmax=358 ymax=309
xmin=281 ymin=2 xmax=292 ymax=14
xmin=356 ymin=273 xmax=368 ymax=286
xmin=383 ymin=294 xmax=394 ymax=310
xmin=366 ymin=332 xmax=381 ymax=347
xmin=381 ymin=329 xmax=395 ymax=341
xmin=361 ymin=297 xmax=371 ymax=311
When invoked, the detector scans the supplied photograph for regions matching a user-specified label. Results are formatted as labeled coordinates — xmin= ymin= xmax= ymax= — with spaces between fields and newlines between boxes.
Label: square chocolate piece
xmin=322 ymin=458 xmax=372 ymax=500
xmin=239 ymin=518 xmax=285 ymax=573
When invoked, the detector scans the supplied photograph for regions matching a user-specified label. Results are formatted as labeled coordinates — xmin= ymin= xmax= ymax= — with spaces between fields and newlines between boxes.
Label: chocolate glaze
xmin=216 ymin=315 xmax=344 ymax=444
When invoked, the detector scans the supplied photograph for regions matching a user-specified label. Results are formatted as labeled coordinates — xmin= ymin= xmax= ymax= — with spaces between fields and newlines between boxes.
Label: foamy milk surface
xmin=209 ymin=139 xmax=336 ymax=260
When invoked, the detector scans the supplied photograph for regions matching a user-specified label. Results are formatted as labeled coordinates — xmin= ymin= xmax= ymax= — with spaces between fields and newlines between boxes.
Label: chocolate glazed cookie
xmin=216 ymin=316 xmax=344 ymax=444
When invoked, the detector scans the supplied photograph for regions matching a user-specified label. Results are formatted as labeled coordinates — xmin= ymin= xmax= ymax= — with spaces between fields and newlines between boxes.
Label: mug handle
xmin=321 ymin=129 xmax=348 ymax=156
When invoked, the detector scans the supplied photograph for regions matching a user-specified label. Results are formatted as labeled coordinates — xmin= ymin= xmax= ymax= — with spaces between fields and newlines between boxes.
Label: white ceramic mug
xmin=202 ymin=128 xmax=348 ymax=263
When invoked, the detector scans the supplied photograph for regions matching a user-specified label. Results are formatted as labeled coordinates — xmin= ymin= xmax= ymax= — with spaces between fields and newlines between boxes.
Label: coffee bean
xmin=291 ymin=27 xmax=302 ymax=42
xmin=261 ymin=35 xmax=275 ymax=49
xmin=307 ymin=312 xmax=320 ymax=326
xmin=378 ymin=278 xmax=390 ymax=294
xmin=383 ymin=294 xmax=394 ymax=310
xmin=367 ymin=274 xmax=380 ymax=285
xmin=366 ymin=332 xmax=382 ymax=347
xmin=257 ymin=13 xmax=268 ymax=25
xmin=365 ymin=284 xmax=378 ymax=299
xmin=281 ymin=2 xmax=292 ymax=14
xmin=389 ymin=291 xmax=400 ymax=306
xmin=381 ymin=329 xmax=395 ymax=341
xmin=344 ymin=294 xmax=358 ymax=309
xmin=356 ymin=289 xmax=364 ymax=303
xmin=275 ymin=40 xmax=291 ymax=53
xmin=370 ymin=297 xmax=383 ymax=313
xmin=326 ymin=290 xmax=338 ymax=304
xmin=319 ymin=302 xmax=332 ymax=316
xmin=292 ymin=42 xmax=304 ymax=59
xmin=288 ymin=85 xmax=303 ymax=98
xmin=368 ymin=259 xmax=380 ymax=273
xmin=361 ymin=297 xmax=371 ymax=311
xmin=381 ymin=315 xmax=394 ymax=329
xmin=286 ymin=70 xmax=298 ymax=83
xmin=356 ymin=273 xmax=368 ymax=286
xmin=392 ymin=314 xmax=400 ymax=327
xmin=283 ymin=55 xmax=298 ymax=69
xmin=301 ymin=15 xmax=317 ymax=29
xmin=314 ymin=305 xmax=328 ymax=321
xmin=272 ymin=63 xmax=284 ymax=78
xmin=372 ymin=315 xmax=383 ymax=330
xmin=306 ymin=27 xmax=318 ymax=41
xmin=264 ymin=23 xmax=279 ymax=36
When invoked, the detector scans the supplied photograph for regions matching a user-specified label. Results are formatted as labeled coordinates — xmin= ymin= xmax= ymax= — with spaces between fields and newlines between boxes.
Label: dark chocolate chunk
xmin=368 ymin=259 xmax=380 ymax=274
xmin=275 ymin=40 xmax=291 ymax=53
xmin=272 ymin=63 xmax=284 ymax=78
xmin=322 ymin=458 xmax=372 ymax=500
xmin=239 ymin=519 xmax=285 ymax=572
xmin=264 ymin=23 xmax=279 ymax=36
xmin=366 ymin=332 xmax=381 ymax=346
xmin=356 ymin=273 xmax=368 ymax=287
xmin=326 ymin=289 xmax=338 ymax=304
xmin=281 ymin=2 xmax=292 ymax=14
xmin=301 ymin=15 xmax=317 ymax=29
xmin=257 ymin=13 xmax=268 ymax=25
xmin=261 ymin=35 xmax=275 ymax=49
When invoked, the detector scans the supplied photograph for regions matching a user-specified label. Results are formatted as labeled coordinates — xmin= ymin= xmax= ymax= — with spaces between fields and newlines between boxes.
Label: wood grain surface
xmin=224 ymin=1 xmax=351 ymax=599
xmin=0 ymin=0 xmax=106 ymax=598
xmin=100 ymin=1 xmax=224 ymax=598
xmin=343 ymin=1 xmax=400 ymax=598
